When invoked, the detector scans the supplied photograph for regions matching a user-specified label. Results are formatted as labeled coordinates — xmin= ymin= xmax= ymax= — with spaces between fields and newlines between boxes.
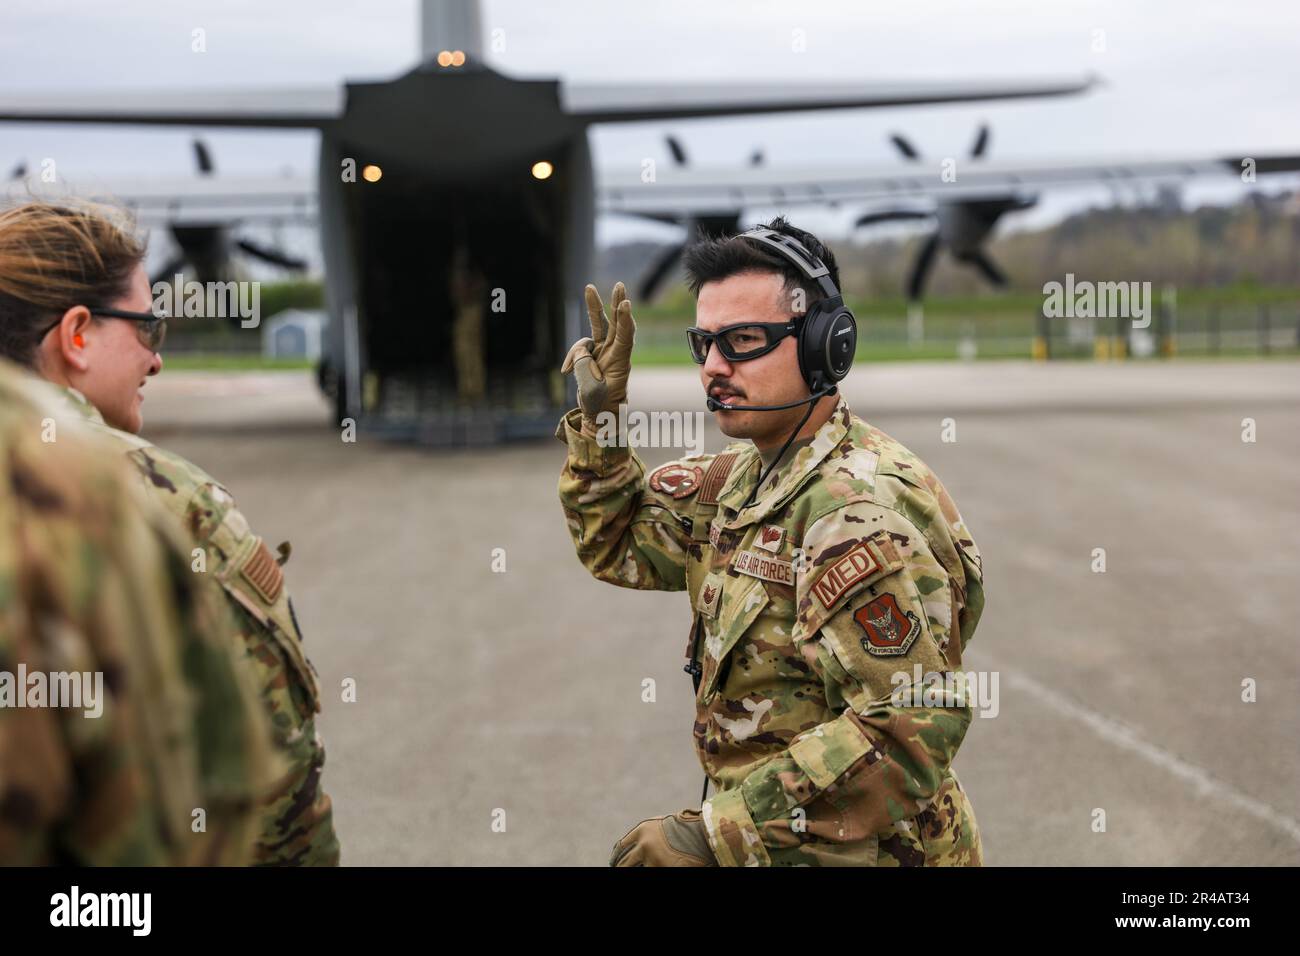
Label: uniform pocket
xmin=915 ymin=772 xmax=983 ymax=866
xmin=699 ymin=573 xmax=770 ymax=701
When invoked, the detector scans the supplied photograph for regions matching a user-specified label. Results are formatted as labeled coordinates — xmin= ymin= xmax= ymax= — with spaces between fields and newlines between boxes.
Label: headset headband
xmin=737 ymin=227 xmax=841 ymax=302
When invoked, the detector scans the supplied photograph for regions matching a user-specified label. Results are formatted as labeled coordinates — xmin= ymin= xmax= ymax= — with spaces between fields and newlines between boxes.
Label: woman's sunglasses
xmin=41 ymin=307 xmax=168 ymax=352
xmin=686 ymin=320 xmax=799 ymax=365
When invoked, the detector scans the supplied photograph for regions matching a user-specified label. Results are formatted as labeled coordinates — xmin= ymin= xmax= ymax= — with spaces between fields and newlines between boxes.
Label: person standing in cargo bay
xmin=556 ymin=217 xmax=986 ymax=866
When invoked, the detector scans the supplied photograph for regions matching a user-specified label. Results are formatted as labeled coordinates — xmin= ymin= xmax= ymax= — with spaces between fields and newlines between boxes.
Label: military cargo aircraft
xmin=0 ymin=0 xmax=1109 ymax=442
xmin=6 ymin=1 xmax=1294 ymax=444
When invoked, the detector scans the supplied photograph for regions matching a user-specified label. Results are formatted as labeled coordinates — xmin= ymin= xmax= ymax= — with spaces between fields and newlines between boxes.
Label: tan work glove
xmin=609 ymin=809 xmax=717 ymax=867
xmin=560 ymin=282 xmax=636 ymax=434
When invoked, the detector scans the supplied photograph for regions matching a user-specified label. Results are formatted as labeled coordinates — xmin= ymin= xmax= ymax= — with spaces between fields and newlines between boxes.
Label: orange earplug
xmin=73 ymin=334 xmax=84 ymax=347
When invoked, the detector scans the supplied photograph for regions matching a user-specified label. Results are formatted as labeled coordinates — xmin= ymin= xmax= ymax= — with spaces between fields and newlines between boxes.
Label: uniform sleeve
xmin=556 ymin=407 xmax=706 ymax=592
xmin=128 ymin=446 xmax=340 ymax=866
xmin=0 ymin=430 xmax=279 ymax=867
xmin=157 ymin=521 xmax=286 ymax=867
xmin=702 ymin=500 xmax=981 ymax=866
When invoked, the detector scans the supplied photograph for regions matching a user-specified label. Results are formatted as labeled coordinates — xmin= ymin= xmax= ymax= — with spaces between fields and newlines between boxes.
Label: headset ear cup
xmin=799 ymin=303 xmax=857 ymax=389
xmin=826 ymin=311 xmax=857 ymax=381
xmin=798 ymin=307 xmax=828 ymax=391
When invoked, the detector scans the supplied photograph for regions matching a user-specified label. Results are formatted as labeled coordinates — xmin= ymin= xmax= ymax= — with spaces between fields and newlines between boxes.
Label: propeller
xmin=666 ymin=135 xmax=688 ymax=166
xmin=907 ymin=234 xmax=942 ymax=302
xmin=235 ymin=237 xmax=308 ymax=271
xmin=858 ymin=124 xmax=1033 ymax=303
xmin=638 ymin=135 xmax=766 ymax=301
xmin=151 ymin=139 xmax=309 ymax=289
xmin=854 ymin=209 xmax=932 ymax=228
xmin=889 ymin=134 xmax=921 ymax=161
xmin=958 ymin=249 xmax=1006 ymax=287
xmin=640 ymin=244 xmax=687 ymax=302
xmin=638 ymin=213 xmax=741 ymax=301
xmin=192 ymin=139 xmax=215 ymax=176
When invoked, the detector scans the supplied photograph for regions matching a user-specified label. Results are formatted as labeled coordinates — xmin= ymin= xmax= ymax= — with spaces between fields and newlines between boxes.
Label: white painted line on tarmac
xmin=994 ymin=662 xmax=1300 ymax=845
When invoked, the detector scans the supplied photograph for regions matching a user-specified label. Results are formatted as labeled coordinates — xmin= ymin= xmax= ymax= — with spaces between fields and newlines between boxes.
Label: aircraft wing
xmin=7 ymin=175 xmax=319 ymax=226
xmin=0 ymin=73 xmax=1097 ymax=128
xmin=597 ymin=153 xmax=1300 ymax=217
xmin=0 ymin=87 xmax=341 ymax=127
xmin=563 ymin=74 xmax=1098 ymax=122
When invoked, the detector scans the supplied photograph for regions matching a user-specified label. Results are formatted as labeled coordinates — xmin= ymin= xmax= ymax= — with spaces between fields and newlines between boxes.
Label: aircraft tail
xmin=420 ymin=0 xmax=484 ymax=62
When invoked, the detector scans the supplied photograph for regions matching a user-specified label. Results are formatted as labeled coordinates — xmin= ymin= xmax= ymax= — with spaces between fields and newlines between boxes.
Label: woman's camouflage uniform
xmin=0 ymin=361 xmax=276 ymax=865
xmin=558 ymin=396 xmax=986 ymax=866
xmin=58 ymin=387 xmax=340 ymax=866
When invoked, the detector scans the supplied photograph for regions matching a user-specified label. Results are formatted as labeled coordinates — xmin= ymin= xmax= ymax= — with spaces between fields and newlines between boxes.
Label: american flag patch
xmin=240 ymin=538 xmax=284 ymax=603
xmin=699 ymin=452 xmax=738 ymax=505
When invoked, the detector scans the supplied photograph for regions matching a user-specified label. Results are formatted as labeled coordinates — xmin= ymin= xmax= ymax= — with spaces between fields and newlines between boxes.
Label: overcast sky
xmin=1 ymin=0 xmax=1297 ymax=255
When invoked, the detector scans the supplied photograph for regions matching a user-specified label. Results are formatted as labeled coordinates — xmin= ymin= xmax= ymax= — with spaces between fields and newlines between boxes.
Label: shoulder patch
xmin=240 ymin=538 xmax=284 ymax=603
xmin=810 ymin=540 xmax=886 ymax=611
xmin=854 ymin=593 xmax=921 ymax=656
xmin=698 ymin=452 xmax=738 ymax=505
xmin=649 ymin=463 xmax=703 ymax=499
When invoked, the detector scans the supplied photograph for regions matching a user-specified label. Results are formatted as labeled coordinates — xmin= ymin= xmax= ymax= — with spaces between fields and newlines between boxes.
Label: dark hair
xmin=0 ymin=200 xmax=146 ymax=367
xmin=681 ymin=215 xmax=841 ymax=314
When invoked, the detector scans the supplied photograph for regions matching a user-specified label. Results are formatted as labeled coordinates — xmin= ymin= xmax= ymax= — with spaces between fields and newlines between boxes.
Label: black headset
xmin=704 ymin=227 xmax=857 ymax=413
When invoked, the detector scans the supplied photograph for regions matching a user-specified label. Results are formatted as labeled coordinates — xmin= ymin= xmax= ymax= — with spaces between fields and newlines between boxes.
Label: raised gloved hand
xmin=560 ymin=282 xmax=636 ymax=434
xmin=609 ymin=808 xmax=717 ymax=867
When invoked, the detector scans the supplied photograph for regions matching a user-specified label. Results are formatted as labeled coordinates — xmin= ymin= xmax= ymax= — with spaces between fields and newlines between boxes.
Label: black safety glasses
xmin=41 ymin=307 xmax=168 ymax=352
xmin=686 ymin=319 xmax=799 ymax=365
xmin=94 ymin=308 xmax=168 ymax=351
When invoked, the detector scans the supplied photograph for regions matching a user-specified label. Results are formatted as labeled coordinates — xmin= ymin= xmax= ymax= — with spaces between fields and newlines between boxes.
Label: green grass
xmin=159 ymin=285 xmax=1298 ymax=370
xmin=631 ymin=286 xmax=1300 ymax=365
xmin=161 ymin=354 xmax=314 ymax=371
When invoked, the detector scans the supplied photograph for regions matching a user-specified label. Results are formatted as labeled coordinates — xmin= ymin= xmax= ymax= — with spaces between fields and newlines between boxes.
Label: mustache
xmin=706 ymin=378 xmax=746 ymax=398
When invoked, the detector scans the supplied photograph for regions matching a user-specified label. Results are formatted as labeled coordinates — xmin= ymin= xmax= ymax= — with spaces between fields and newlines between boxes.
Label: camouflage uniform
xmin=57 ymin=387 xmax=340 ymax=867
xmin=0 ymin=360 xmax=276 ymax=865
xmin=558 ymin=396 xmax=986 ymax=866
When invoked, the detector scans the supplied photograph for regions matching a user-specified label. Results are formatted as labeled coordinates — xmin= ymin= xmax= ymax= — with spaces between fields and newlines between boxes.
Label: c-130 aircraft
xmin=1 ymin=0 xmax=1102 ymax=444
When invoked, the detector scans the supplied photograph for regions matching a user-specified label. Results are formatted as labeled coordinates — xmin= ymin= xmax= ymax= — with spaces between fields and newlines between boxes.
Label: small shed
xmin=263 ymin=309 xmax=325 ymax=361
